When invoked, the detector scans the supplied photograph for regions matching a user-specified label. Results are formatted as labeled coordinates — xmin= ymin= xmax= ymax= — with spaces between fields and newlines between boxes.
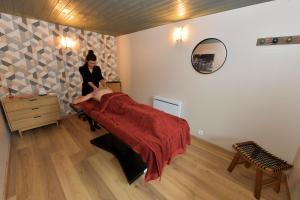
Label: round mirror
xmin=191 ymin=38 xmax=227 ymax=74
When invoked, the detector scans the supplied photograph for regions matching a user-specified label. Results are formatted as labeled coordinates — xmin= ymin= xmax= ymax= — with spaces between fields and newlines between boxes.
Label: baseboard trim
xmin=190 ymin=135 xmax=234 ymax=158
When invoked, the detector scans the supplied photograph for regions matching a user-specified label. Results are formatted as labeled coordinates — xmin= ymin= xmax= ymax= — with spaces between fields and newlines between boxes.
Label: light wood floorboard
xmin=6 ymin=115 xmax=289 ymax=200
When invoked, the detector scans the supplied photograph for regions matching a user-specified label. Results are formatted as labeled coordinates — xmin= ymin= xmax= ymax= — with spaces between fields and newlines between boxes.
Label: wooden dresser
xmin=1 ymin=95 xmax=61 ymax=136
xmin=106 ymin=81 xmax=122 ymax=92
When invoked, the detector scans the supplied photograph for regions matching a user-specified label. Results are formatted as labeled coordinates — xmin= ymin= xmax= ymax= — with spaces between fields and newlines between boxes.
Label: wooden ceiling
xmin=0 ymin=0 xmax=272 ymax=36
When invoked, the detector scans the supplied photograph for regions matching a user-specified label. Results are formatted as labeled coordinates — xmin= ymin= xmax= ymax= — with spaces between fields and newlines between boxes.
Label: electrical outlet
xmin=197 ymin=129 xmax=204 ymax=136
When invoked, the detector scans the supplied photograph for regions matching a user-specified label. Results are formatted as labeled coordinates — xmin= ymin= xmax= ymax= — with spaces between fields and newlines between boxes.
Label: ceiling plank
xmin=48 ymin=0 xmax=72 ymax=21
xmin=0 ymin=0 xmax=272 ymax=36
xmin=40 ymin=0 xmax=60 ymax=21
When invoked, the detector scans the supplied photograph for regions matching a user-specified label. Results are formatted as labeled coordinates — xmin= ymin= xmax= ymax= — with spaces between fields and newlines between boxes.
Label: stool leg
xmin=274 ymin=173 xmax=282 ymax=193
xmin=255 ymin=169 xmax=263 ymax=199
xmin=227 ymin=153 xmax=241 ymax=172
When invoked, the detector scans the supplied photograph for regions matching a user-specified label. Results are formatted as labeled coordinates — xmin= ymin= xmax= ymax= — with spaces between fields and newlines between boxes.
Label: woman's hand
xmin=100 ymin=79 xmax=107 ymax=88
xmin=93 ymin=86 xmax=99 ymax=91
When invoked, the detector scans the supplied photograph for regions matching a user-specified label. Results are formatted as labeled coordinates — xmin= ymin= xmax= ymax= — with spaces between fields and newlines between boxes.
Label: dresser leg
xmin=56 ymin=121 xmax=59 ymax=126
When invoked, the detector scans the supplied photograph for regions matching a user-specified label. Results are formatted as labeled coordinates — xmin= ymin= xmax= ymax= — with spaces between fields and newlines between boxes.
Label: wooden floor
xmin=6 ymin=115 xmax=289 ymax=200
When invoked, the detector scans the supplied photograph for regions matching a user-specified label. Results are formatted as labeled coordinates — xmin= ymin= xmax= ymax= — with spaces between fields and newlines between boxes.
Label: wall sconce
xmin=60 ymin=36 xmax=74 ymax=49
xmin=174 ymin=26 xmax=184 ymax=43
xmin=174 ymin=26 xmax=188 ymax=43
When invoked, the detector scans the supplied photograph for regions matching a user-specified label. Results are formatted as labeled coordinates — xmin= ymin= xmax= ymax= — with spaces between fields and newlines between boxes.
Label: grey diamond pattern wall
xmin=0 ymin=12 xmax=118 ymax=115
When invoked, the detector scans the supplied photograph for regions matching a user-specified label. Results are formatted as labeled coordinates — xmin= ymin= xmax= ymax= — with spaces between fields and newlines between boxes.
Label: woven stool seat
xmin=228 ymin=141 xmax=293 ymax=199
xmin=233 ymin=141 xmax=293 ymax=174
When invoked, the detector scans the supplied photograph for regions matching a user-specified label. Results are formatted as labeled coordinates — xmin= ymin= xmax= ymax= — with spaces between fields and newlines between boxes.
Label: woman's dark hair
xmin=86 ymin=50 xmax=97 ymax=62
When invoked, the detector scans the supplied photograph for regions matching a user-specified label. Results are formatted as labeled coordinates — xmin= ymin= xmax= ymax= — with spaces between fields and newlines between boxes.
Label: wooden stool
xmin=227 ymin=141 xmax=293 ymax=199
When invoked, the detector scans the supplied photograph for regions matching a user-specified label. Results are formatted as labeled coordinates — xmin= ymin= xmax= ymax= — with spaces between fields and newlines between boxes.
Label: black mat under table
xmin=90 ymin=133 xmax=147 ymax=184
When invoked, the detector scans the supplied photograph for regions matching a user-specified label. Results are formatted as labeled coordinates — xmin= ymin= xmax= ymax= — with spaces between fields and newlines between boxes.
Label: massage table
xmin=71 ymin=84 xmax=190 ymax=183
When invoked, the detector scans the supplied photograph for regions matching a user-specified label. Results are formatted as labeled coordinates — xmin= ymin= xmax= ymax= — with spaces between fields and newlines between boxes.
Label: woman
xmin=79 ymin=50 xmax=106 ymax=131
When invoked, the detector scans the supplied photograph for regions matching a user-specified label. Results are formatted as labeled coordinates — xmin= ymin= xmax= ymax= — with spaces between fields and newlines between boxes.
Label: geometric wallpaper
xmin=0 ymin=12 xmax=118 ymax=115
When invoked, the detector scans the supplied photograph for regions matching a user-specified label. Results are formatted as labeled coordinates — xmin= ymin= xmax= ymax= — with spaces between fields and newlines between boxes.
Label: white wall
xmin=117 ymin=0 xmax=300 ymax=162
xmin=117 ymin=0 xmax=300 ymax=197
xmin=0 ymin=108 xmax=10 ymax=200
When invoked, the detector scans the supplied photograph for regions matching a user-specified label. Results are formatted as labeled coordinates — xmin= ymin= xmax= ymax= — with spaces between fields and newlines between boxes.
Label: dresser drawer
xmin=10 ymin=112 xmax=60 ymax=131
xmin=3 ymin=96 xmax=58 ymax=112
xmin=6 ymin=104 xmax=60 ymax=121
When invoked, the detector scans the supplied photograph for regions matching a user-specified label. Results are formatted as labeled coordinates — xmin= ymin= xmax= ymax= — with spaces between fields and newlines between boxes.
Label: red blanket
xmin=78 ymin=92 xmax=190 ymax=181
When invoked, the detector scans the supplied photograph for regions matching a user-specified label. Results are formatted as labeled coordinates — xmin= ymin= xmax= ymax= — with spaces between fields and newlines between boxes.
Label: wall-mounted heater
xmin=153 ymin=96 xmax=182 ymax=117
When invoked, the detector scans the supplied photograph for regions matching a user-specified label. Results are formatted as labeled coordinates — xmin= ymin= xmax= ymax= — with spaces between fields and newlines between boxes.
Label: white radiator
xmin=153 ymin=96 xmax=182 ymax=117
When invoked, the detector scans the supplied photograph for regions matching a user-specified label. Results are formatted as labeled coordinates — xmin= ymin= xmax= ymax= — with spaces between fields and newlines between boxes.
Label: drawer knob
xmin=32 ymin=108 xmax=39 ymax=110
xmin=29 ymin=98 xmax=37 ymax=101
xmin=33 ymin=116 xmax=41 ymax=118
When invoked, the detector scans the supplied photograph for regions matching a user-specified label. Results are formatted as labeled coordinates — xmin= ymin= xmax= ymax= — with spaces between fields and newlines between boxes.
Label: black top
xmin=79 ymin=65 xmax=104 ymax=95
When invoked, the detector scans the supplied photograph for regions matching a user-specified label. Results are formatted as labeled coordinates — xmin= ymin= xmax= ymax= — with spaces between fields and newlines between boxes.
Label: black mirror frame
xmin=191 ymin=38 xmax=227 ymax=74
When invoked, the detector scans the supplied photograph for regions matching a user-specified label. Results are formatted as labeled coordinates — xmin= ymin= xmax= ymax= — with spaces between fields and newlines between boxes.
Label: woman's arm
xmin=80 ymin=67 xmax=98 ymax=90
xmin=79 ymin=67 xmax=90 ymax=82
xmin=88 ymin=82 xmax=98 ymax=90
xmin=95 ymin=66 xmax=107 ymax=87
